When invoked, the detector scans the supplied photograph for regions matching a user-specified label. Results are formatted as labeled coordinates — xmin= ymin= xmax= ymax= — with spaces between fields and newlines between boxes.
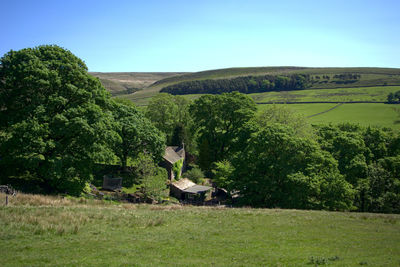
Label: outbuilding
xmin=170 ymin=178 xmax=212 ymax=202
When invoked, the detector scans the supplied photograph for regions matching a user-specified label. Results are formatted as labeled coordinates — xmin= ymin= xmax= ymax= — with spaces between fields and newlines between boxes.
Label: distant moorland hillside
xmin=159 ymin=67 xmax=400 ymax=95
xmin=90 ymin=72 xmax=186 ymax=96
xmin=154 ymin=67 xmax=400 ymax=89
xmin=112 ymin=66 xmax=400 ymax=104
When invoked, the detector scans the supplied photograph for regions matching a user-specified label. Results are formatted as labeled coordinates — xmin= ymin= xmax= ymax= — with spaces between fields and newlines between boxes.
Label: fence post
xmin=6 ymin=195 xmax=8 ymax=206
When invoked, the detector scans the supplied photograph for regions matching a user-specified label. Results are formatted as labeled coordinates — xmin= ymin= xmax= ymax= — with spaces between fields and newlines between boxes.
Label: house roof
xmin=171 ymin=178 xmax=196 ymax=190
xmin=163 ymin=146 xmax=184 ymax=164
xmin=171 ymin=178 xmax=212 ymax=194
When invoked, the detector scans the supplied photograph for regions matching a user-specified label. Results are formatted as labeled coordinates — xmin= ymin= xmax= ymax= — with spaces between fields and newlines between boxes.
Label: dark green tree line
xmin=387 ymin=91 xmax=400 ymax=103
xmin=160 ymin=74 xmax=310 ymax=95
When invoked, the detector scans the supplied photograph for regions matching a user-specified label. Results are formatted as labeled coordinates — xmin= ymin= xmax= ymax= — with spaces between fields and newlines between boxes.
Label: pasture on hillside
xmin=0 ymin=193 xmax=399 ymax=266
xmin=250 ymin=86 xmax=400 ymax=103
xmin=257 ymin=103 xmax=400 ymax=129
xmin=180 ymin=86 xmax=400 ymax=129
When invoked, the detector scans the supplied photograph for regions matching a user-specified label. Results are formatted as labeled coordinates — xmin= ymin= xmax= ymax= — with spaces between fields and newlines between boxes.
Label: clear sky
xmin=1 ymin=0 xmax=399 ymax=72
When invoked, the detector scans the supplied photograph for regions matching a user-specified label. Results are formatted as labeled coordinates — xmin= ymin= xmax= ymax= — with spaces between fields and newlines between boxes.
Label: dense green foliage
xmin=112 ymin=99 xmax=165 ymax=170
xmin=160 ymin=74 xmax=311 ymax=95
xmin=184 ymin=165 xmax=205 ymax=184
xmin=256 ymin=105 xmax=314 ymax=138
xmin=231 ymin=123 xmax=355 ymax=209
xmin=131 ymin=154 xmax=168 ymax=201
xmin=387 ymin=90 xmax=400 ymax=103
xmin=0 ymin=45 xmax=117 ymax=194
xmin=315 ymin=124 xmax=400 ymax=213
xmin=189 ymin=92 xmax=257 ymax=172
xmin=187 ymin=93 xmax=400 ymax=212
xmin=0 ymin=46 xmax=166 ymax=195
xmin=145 ymin=93 xmax=193 ymax=150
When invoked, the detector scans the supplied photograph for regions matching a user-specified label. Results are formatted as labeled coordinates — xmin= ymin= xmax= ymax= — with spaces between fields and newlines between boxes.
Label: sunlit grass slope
xmin=257 ymin=103 xmax=400 ymax=129
xmin=0 ymin=193 xmax=399 ymax=266
xmin=251 ymin=86 xmax=400 ymax=103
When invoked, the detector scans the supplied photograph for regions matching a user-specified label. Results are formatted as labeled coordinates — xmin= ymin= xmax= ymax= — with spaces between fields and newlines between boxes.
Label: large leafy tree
xmin=315 ymin=124 xmax=369 ymax=185
xmin=230 ymin=123 xmax=354 ymax=210
xmin=0 ymin=45 xmax=115 ymax=194
xmin=112 ymin=99 xmax=165 ymax=171
xmin=315 ymin=124 xmax=400 ymax=213
xmin=256 ymin=105 xmax=314 ymax=138
xmin=145 ymin=93 xmax=192 ymax=149
xmin=190 ymin=92 xmax=257 ymax=171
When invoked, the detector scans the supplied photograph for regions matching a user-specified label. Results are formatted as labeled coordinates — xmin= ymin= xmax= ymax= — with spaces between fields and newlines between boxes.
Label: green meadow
xmin=177 ymin=86 xmax=400 ymax=129
xmin=1 ymin=193 xmax=399 ymax=267
xmin=257 ymin=103 xmax=400 ymax=129
xmin=250 ymin=86 xmax=400 ymax=103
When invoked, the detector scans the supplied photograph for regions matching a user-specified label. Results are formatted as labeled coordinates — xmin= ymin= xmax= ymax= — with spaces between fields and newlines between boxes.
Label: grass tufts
xmin=146 ymin=217 xmax=165 ymax=227
xmin=0 ymin=192 xmax=399 ymax=266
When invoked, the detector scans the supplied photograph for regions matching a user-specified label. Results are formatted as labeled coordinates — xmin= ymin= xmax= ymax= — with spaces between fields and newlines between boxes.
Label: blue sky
xmin=1 ymin=0 xmax=399 ymax=72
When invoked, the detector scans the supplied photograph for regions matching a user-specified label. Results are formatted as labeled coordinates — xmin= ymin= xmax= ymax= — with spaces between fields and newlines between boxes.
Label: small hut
xmin=102 ymin=175 xmax=122 ymax=191
xmin=170 ymin=178 xmax=212 ymax=202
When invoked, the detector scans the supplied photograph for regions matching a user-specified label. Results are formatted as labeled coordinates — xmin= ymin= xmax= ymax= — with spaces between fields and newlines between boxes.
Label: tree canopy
xmin=112 ymin=99 xmax=165 ymax=170
xmin=228 ymin=123 xmax=355 ymax=210
xmin=0 ymin=45 xmax=116 ymax=194
xmin=145 ymin=93 xmax=192 ymax=149
xmin=189 ymin=92 xmax=257 ymax=172
xmin=0 ymin=45 xmax=165 ymax=195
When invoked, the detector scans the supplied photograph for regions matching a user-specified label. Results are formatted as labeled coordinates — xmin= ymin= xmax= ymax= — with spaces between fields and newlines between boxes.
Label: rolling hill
xmin=153 ymin=66 xmax=400 ymax=90
xmin=93 ymin=67 xmax=400 ymax=129
xmin=90 ymin=72 xmax=187 ymax=96
xmin=115 ymin=66 xmax=400 ymax=105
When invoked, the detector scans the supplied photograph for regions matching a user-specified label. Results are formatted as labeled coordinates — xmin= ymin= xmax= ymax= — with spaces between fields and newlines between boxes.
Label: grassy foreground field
xmin=1 ymin=193 xmax=399 ymax=266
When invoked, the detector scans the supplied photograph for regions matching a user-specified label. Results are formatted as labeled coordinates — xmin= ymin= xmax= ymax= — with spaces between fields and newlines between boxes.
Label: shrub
xmin=184 ymin=167 xmax=205 ymax=184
